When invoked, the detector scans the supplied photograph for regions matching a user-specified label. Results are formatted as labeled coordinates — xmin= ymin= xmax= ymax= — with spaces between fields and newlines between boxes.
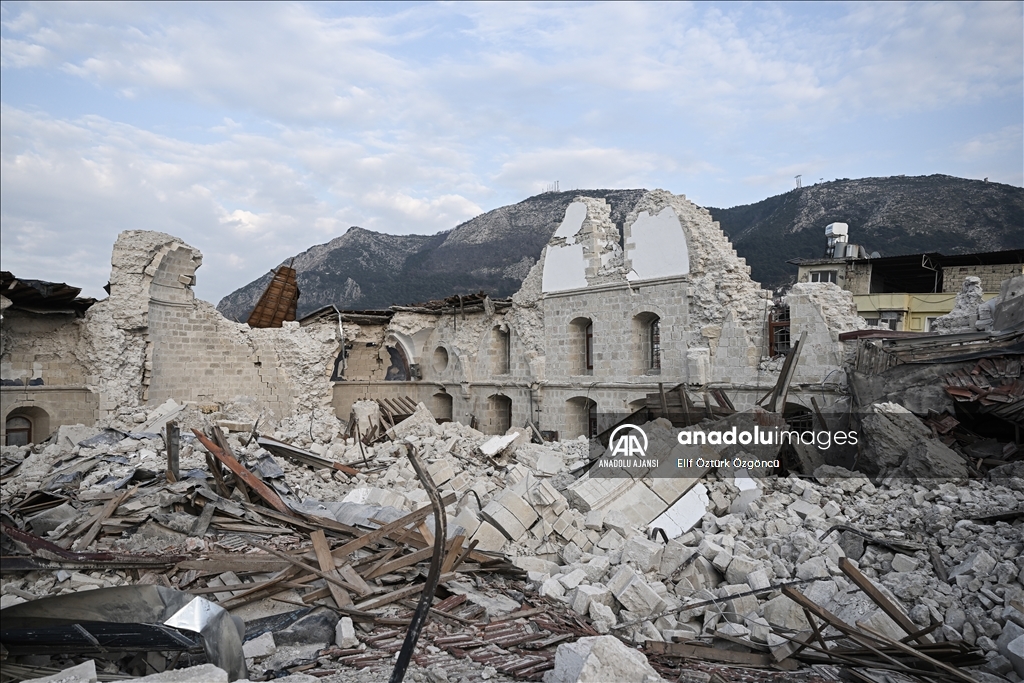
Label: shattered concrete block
xmin=659 ymin=539 xmax=697 ymax=577
xmin=675 ymin=556 xmax=720 ymax=594
xmin=469 ymin=520 xmax=507 ymax=552
xmin=597 ymin=529 xmax=624 ymax=550
xmin=243 ymin=631 xmax=276 ymax=659
xmin=588 ymin=601 xmax=616 ymax=634
xmin=481 ymin=490 xmax=538 ymax=541
xmin=335 ymin=616 xmax=359 ymax=649
xmin=603 ymin=509 xmax=631 ymax=536
xmin=1007 ymin=634 xmax=1024 ymax=678
xmin=651 ymin=485 xmax=708 ymax=540
xmin=427 ymin=459 xmax=454 ymax=486
xmin=451 ymin=507 xmax=481 ymax=536
xmin=561 ymin=541 xmax=583 ymax=565
xmin=621 ymin=535 xmax=664 ymax=572
xmin=795 ymin=556 xmax=829 ymax=581
xmin=570 ymin=584 xmax=613 ymax=615
xmin=585 ymin=510 xmax=604 ymax=531
xmin=540 ymin=577 xmax=566 ymax=599
xmin=724 ymin=555 xmax=761 ymax=586
xmin=544 ymin=635 xmax=661 ymax=683
xmin=132 ymin=664 xmax=228 ymax=683
xmin=607 ymin=565 xmax=666 ymax=618
xmin=948 ymin=549 xmax=996 ymax=581
xmin=720 ymin=584 xmax=758 ymax=624
xmin=711 ymin=549 xmax=733 ymax=575
xmin=21 ymin=660 xmax=97 ymax=683
xmin=559 ymin=568 xmax=587 ymax=590
xmin=788 ymin=499 xmax=824 ymax=520
xmin=890 ymin=554 xmax=919 ymax=573
xmin=582 ymin=555 xmax=611 ymax=582
xmin=761 ymin=595 xmax=811 ymax=631
xmin=514 ymin=556 xmax=561 ymax=575
xmin=479 ymin=431 xmax=521 ymax=457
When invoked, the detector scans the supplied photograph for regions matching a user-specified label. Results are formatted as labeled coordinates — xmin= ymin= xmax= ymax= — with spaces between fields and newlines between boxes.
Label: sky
xmin=2 ymin=1 xmax=1022 ymax=304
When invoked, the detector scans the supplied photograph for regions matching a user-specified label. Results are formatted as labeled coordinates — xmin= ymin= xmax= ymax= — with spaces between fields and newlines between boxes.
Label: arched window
xmin=565 ymin=397 xmax=598 ymax=439
xmin=634 ymin=312 xmax=661 ymax=374
xmin=5 ymin=416 xmax=31 ymax=447
xmin=433 ymin=392 xmax=453 ymax=422
xmin=569 ymin=317 xmax=593 ymax=375
xmin=488 ymin=394 xmax=512 ymax=434
xmin=492 ymin=328 xmax=510 ymax=375
xmin=384 ymin=346 xmax=410 ymax=381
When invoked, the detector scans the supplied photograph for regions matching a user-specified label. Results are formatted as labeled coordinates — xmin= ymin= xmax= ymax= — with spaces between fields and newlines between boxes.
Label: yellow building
xmin=790 ymin=250 xmax=1024 ymax=332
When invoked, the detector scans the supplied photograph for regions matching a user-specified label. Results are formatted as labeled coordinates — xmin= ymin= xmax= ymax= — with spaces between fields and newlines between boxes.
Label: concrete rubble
xmin=2 ymin=205 xmax=1023 ymax=682
xmin=2 ymin=384 xmax=1022 ymax=682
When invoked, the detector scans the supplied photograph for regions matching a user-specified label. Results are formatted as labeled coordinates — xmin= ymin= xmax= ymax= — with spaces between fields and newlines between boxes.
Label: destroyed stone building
xmin=2 ymin=189 xmax=1023 ymax=683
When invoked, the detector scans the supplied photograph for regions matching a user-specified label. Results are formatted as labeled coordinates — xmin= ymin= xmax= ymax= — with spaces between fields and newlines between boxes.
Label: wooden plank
xmin=856 ymin=622 xmax=978 ymax=683
xmin=838 ymin=557 xmax=931 ymax=645
xmin=311 ymin=529 xmax=352 ymax=607
xmin=365 ymin=547 xmax=433 ymax=580
xmin=354 ymin=572 xmax=456 ymax=611
xmin=330 ymin=493 xmax=456 ymax=560
xmin=440 ymin=535 xmax=464 ymax=574
xmin=645 ymin=641 xmax=775 ymax=667
xmin=781 ymin=586 xmax=917 ymax=672
xmin=658 ymin=383 xmax=669 ymax=417
xmin=75 ymin=485 xmax=137 ymax=550
xmin=193 ymin=429 xmax=290 ymax=514
xmin=339 ymin=564 xmax=373 ymax=597
xmin=256 ymin=542 xmax=367 ymax=595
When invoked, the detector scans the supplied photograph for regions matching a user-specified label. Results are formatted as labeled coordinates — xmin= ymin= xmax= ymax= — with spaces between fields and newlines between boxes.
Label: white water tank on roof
xmin=825 ymin=222 xmax=849 ymax=238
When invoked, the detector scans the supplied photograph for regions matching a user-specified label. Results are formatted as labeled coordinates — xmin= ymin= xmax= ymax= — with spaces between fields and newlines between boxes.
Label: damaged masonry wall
xmin=2 ymin=230 xmax=340 ymax=441
xmin=334 ymin=190 xmax=866 ymax=437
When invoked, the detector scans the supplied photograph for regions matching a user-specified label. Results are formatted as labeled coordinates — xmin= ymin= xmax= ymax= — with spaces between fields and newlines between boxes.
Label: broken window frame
xmin=878 ymin=310 xmax=903 ymax=331
xmin=768 ymin=305 xmax=791 ymax=357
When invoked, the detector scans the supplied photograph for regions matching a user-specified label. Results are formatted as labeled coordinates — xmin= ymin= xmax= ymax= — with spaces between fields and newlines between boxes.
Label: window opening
xmin=5 ymin=416 xmax=31 ymax=447
xmin=768 ymin=306 xmax=791 ymax=356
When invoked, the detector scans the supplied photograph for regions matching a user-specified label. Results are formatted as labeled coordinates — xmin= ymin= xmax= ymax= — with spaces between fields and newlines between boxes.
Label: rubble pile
xmin=2 ymin=386 xmax=1023 ymax=682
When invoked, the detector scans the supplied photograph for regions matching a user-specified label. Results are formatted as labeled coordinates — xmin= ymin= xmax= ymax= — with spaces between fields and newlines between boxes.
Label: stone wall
xmin=1 ymin=387 xmax=98 ymax=444
xmin=941 ymin=263 xmax=1023 ymax=293
xmin=329 ymin=190 xmax=855 ymax=439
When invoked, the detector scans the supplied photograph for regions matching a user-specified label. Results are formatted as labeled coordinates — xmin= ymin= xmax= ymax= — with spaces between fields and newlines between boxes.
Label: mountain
xmin=708 ymin=174 xmax=1024 ymax=288
xmin=216 ymin=189 xmax=646 ymax=319
xmin=217 ymin=176 xmax=1024 ymax=319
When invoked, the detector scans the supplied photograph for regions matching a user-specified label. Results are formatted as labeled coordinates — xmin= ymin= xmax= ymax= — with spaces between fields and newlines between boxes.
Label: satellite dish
xmin=869 ymin=251 xmax=881 ymax=259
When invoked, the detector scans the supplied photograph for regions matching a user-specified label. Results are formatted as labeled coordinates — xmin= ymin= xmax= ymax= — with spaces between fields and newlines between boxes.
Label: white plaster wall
xmin=625 ymin=207 xmax=690 ymax=281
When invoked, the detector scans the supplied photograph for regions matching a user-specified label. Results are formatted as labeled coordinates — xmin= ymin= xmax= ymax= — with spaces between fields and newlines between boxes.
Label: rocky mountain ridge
xmin=217 ymin=176 xmax=1024 ymax=320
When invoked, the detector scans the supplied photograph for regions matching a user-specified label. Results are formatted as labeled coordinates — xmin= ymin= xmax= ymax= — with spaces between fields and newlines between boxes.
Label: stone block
xmin=890 ymin=554 xmax=919 ymax=573
xmin=606 ymin=483 xmax=668 ymax=529
xmin=720 ymin=583 xmax=758 ymax=624
xmin=1007 ymin=635 xmax=1024 ymax=678
xmin=725 ymin=555 xmax=761 ymax=586
xmin=470 ymin=520 xmax=507 ymax=552
xmin=481 ymin=490 xmax=538 ymax=541
xmin=540 ymin=577 xmax=566 ymax=599
xmin=21 ymin=660 xmax=97 ymax=683
xmin=607 ymin=566 xmax=666 ymax=618
xmin=560 ymin=568 xmax=587 ymax=590
xmin=621 ymin=535 xmax=664 ymax=572
xmin=659 ymin=539 xmax=697 ymax=577
xmin=132 ymin=664 xmax=228 ymax=683
xmin=545 ymin=635 xmax=661 ymax=683
xmin=585 ymin=510 xmax=604 ymax=531
xmin=795 ymin=556 xmax=829 ymax=581
xmin=948 ymin=549 xmax=996 ymax=581
xmin=582 ymin=555 xmax=612 ymax=582
xmin=762 ymin=594 xmax=811 ymax=631
xmin=514 ymin=556 xmax=561 ymax=575
xmin=788 ymin=499 xmax=824 ymax=520
xmin=570 ymin=584 xmax=613 ymax=615
xmin=335 ymin=616 xmax=359 ymax=648
xmin=243 ymin=631 xmax=276 ymax=659
xmin=649 ymin=483 xmax=708 ymax=539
